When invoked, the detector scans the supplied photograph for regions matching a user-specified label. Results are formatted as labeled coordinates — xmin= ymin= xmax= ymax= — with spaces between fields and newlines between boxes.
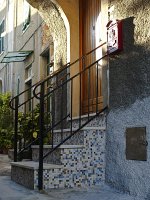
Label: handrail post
xmin=14 ymin=97 xmax=18 ymax=162
xmin=38 ymin=82 xmax=44 ymax=190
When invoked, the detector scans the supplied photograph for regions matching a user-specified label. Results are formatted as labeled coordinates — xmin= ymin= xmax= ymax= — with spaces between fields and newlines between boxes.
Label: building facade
xmin=2 ymin=0 xmax=150 ymax=198
xmin=0 ymin=0 xmax=55 ymax=99
xmin=0 ymin=0 xmax=14 ymax=93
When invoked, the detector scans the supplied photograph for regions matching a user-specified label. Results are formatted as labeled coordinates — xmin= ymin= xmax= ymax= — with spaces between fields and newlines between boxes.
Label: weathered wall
xmin=27 ymin=0 xmax=68 ymax=70
xmin=106 ymin=0 xmax=150 ymax=198
xmin=13 ymin=0 xmax=42 ymax=98
xmin=0 ymin=0 xmax=14 ymax=93
xmin=11 ymin=0 xmax=69 ymax=118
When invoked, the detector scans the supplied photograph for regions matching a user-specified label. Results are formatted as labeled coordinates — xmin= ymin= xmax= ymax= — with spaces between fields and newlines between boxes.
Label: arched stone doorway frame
xmin=27 ymin=0 xmax=70 ymax=70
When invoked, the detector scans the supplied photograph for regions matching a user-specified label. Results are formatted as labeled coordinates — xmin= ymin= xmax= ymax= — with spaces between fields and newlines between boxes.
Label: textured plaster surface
xmin=106 ymin=0 xmax=150 ymax=198
xmin=27 ymin=0 xmax=67 ymax=69
xmin=109 ymin=0 xmax=150 ymax=108
xmin=107 ymin=98 xmax=150 ymax=199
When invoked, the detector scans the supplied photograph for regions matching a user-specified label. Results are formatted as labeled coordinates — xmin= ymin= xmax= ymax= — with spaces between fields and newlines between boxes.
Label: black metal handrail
xmin=43 ymin=106 xmax=108 ymax=160
xmin=33 ymin=53 xmax=108 ymax=137
xmin=9 ymin=62 xmax=54 ymax=161
xmin=9 ymin=62 xmax=54 ymax=110
xmin=32 ymin=42 xmax=108 ymax=190
xmin=33 ymin=42 xmax=106 ymax=99
xmin=10 ymin=42 xmax=108 ymax=190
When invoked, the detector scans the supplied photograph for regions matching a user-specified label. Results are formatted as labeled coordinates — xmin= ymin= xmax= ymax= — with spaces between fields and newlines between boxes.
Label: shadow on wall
xmin=126 ymin=0 xmax=150 ymax=12
xmin=109 ymin=16 xmax=150 ymax=110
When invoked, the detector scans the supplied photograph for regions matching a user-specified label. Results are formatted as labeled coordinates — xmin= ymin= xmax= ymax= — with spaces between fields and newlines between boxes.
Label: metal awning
xmin=1 ymin=51 xmax=33 ymax=63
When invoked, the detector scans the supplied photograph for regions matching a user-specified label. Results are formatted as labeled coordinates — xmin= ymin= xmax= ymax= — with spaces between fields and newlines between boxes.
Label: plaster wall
xmin=13 ymin=0 xmax=42 ymax=100
xmin=101 ymin=0 xmax=109 ymax=108
xmin=106 ymin=0 xmax=150 ymax=198
xmin=0 ymin=2 xmax=8 ymax=91
xmin=56 ymin=0 xmax=80 ymax=117
xmin=0 ymin=0 xmax=14 ymax=93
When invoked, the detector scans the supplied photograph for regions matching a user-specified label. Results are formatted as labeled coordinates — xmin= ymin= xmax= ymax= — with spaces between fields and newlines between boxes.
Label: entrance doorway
xmin=80 ymin=0 xmax=103 ymax=114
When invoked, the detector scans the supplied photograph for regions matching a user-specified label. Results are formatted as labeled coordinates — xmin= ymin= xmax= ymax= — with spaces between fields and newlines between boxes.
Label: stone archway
xmin=27 ymin=0 xmax=70 ymax=70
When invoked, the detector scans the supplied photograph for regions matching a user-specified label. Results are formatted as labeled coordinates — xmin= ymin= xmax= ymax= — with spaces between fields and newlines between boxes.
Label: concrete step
xmin=69 ymin=113 xmax=106 ymax=129
xmin=51 ymin=114 xmax=106 ymax=146
xmin=8 ymin=149 xmax=32 ymax=161
xmin=11 ymin=126 xmax=106 ymax=190
xmin=32 ymin=122 xmax=106 ymax=165
xmin=11 ymin=114 xmax=106 ymax=190
xmin=11 ymin=161 xmax=63 ymax=190
xmin=52 ymin=129 xmax=84 ymax=145
xmin=32 ymin=145 xmax=84 ymax=164
xmin=52 ymin=124 xmax=106 ymax=145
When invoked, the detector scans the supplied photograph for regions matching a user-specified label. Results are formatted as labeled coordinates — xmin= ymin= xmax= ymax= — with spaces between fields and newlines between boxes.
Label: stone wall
xmin=106 ymin=0 xmax=150 ymax=198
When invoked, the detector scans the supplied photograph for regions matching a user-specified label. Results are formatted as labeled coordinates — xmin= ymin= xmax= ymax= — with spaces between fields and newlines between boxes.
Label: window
xmin=41 ymin=48 xmax=54 ymax=113
xmin=22 ymin=0 xmax=31 ymax=31
xmin=27 ymin=66 xmax=32 ymax=78
xmin=0 ymin=80 xmax=2 ymax=93
xmin=26 ymin=79 xmax=32 ymax=111
xmin=17 ymin=77 xmax=20 ymax=95
xmin=25 ymin=65 xmax=32 ymax=111
xmin=0 ymin=20 xmax=5 ymax=54
xmin=25 ymin=65 xmax=32 ymax=83
xmin=41 ymin=44 xmax=54 ymax=77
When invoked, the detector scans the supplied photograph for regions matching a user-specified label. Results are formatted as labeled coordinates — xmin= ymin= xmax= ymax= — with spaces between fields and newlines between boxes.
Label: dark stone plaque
xmin=126 ymin=127 xmax=147 ymax=161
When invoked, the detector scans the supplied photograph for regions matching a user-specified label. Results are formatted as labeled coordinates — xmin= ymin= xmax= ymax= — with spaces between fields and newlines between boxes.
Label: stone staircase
xmin=11 ymin=114 xmax=106 ymax=190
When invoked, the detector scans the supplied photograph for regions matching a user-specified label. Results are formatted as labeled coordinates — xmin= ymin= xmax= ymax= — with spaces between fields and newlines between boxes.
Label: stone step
xmin=51 ymin=114 xmax=106 ymax=145
xmin=11 ymin=161 xmax=63 ymax=190
xmin=11 ymin=117 xmax=106 ymax=190
xmin=32 ymin=145 xmax=84 ymax=164
xmin=52 ymin=125 xmax=106 ymax=146
xmin=8 ymin=149 xmax=32 ymax=161
xmin=68 ymin=113 xmax=106 ymax=129
xmin=32 ymin=125 xmax=106 ymax=165
xmin=52 ymin=129 xmax=84 ymax=145
xmin=12 ymin=124 xmax=106 ymax=189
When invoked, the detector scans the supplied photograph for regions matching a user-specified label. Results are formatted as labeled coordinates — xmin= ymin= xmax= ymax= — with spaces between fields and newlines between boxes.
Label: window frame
xmin=22 ymin=0 xmax=31 ymax=32
xmin=0 ymin=18 xmax=5 ymax=54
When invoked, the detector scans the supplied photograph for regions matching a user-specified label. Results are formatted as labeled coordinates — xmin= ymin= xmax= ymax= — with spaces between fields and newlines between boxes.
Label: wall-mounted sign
xmin=126 ymin=127 xmax=148 ymax=161
xmin=106 ymin=20 xmax=123 ymax=54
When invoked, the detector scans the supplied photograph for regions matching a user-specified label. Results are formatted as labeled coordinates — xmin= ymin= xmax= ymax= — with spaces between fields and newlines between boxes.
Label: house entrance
xmin=80 ymin=0 xmax=103 ymax=114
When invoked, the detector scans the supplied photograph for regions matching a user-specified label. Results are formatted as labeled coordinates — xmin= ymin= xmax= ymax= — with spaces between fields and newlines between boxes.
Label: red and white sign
xmin=106 ymin=20 xmax=123 ymax=54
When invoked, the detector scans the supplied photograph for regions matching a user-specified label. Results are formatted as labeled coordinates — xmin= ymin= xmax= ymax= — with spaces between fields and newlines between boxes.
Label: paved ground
xmin=0 ymin=154 xmax=11 ymax=176
xmin=0 ymin=154 xmax=142 ymax=200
